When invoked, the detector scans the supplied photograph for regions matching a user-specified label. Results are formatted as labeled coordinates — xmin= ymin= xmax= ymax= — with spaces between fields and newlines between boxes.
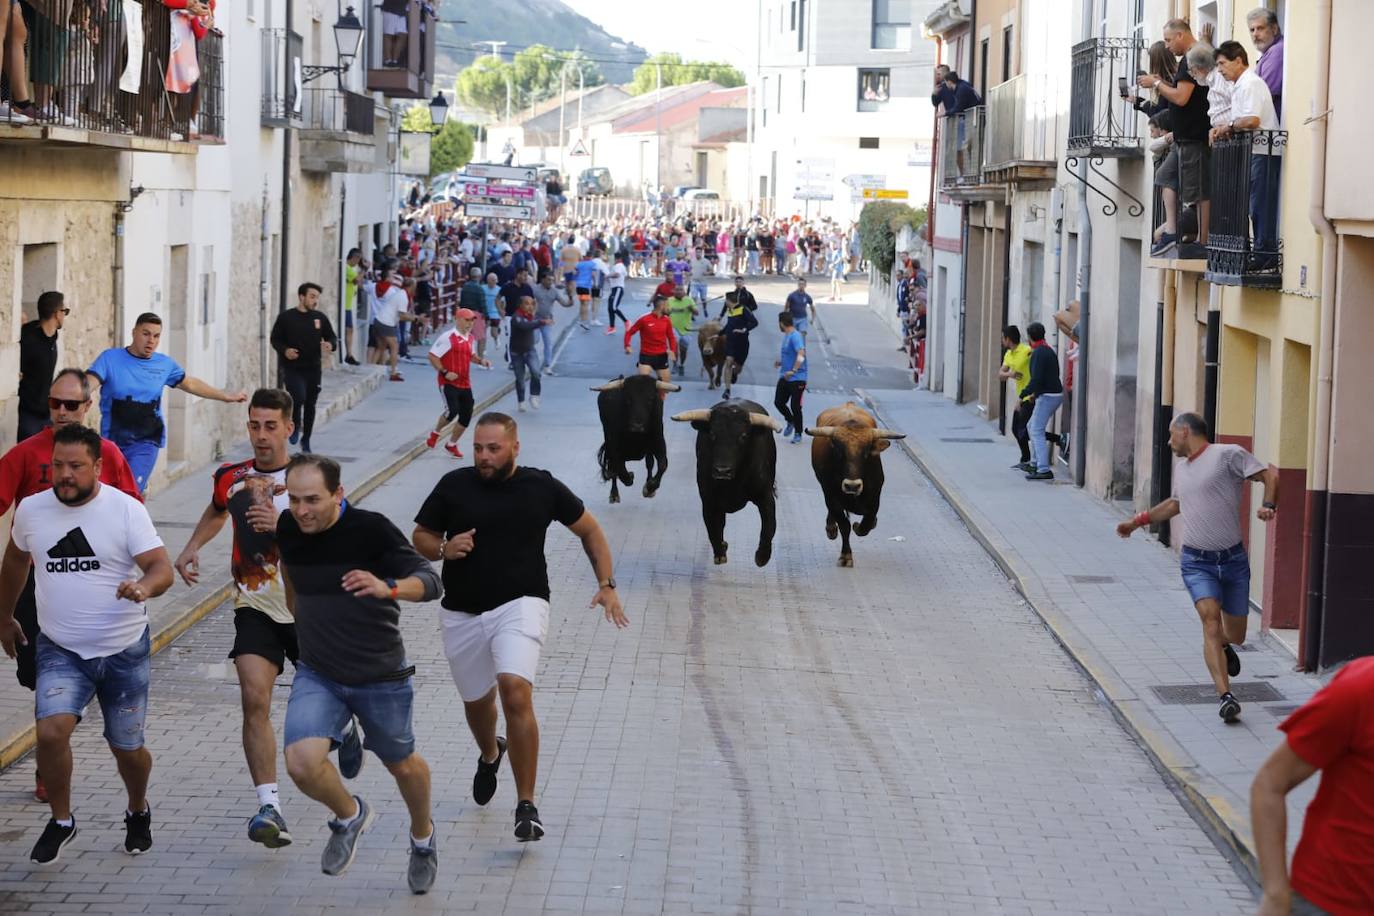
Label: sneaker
xmin=0 ymin=102 xmax=33 ymax=125
xmin=1218 ymin=692 xmax=1242 ymax=723
xmin=530 ymin=396 xmax=541 ymax=410
xmin=444 ymin=442 xmax=463 ymax=458
xmin=790 ymin=433 xmax=802 ymax=444
xmin=321 ymin=796 xmax=374 ymax=876
xmin=782 ymin=424 xmax=794 ymax=438
xmin=591 ymin=318 xmax=605 ymax=326
xmin=1177 ymin=241 xmax=1208 ymax=260
xmin=426 ymin=430 xmax=440 ymax=449
xmin=473 ymin=737 xmax=507 ymax=806
xmin=247 ymin=804 xmax=293 ymax=848
xmin=604 ymin=326 xmax=617 ymax=335
xmin=338 ymin=717 xmax=364 ymax=779
xmin=390 ymin=372 xmax=405 ymax=382
xmin=1025 ymin=469 xmax=1054 ymax=481
xmin=290 ymin=429 xmax=301 ymax=445
xmin=1011 ymin=461 xmax=1033 ymax=471
xmin=34 ymin=773 xmax=47 ymax=804
xmin=300 ymin=438 xmax=311 ymax=454
xmin=407 ymin=833 xmax=439 ymax=894
xmin=517 ymin=402 xmax=528 ymax=413
xmin=124 ymin=806 xmax=152 ymax=855
xmin=30 ymin=818 xmax=78 ymax=864
xmin=542 ymin=366 xmax=555 ymax=375
xmin=1224 ymin=643 xmax=1241 ymax=678
xmin=514 ymin=800 xmax=544 ymax=842
xmin=1150 ymin=232 xmax=1178 ymax=257
xmin=345 ymin=356 xmax=360 ymax=366
xmin=578 ymin=322 xmax=591 ymax=331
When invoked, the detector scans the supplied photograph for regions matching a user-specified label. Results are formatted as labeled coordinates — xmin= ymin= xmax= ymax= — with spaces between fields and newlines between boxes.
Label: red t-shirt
xmin=429 ymin=330 xmax=474 ymax=389
xmin=1280 ymin=656 xmax=1374 ymax=915
xmin=654 ymin=280 xmax=676 ymax=301
xmin=0 ymin=426 xmax=143 ymax=514
xmin=625 ymin=314 xmax=676 ymax=357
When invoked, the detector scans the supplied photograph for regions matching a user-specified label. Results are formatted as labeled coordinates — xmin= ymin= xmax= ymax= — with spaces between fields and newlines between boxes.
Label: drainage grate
xmin=1068 ymin=575 xmax=1117 ymax=584
xmin=1265 ymin=704 xmax=1300 ymax=718
xmin=939 ymin=437 xmax=995 ymax=444
xmin=1150 ymin=682 xmax=1287 ymax=705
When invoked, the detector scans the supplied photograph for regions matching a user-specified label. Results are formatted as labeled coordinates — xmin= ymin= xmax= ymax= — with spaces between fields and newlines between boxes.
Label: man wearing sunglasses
xmin=16 ymin=291 xmax=67 ymax=441
xmin=0 ymin=368 xmax=141 ymax=804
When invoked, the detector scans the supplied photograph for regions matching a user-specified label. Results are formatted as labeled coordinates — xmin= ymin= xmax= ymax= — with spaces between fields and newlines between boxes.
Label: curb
xmin=854 ymin=387 xmax=1262 ymax=883
xmin=0 ymin=322 xmax=577 ymax=772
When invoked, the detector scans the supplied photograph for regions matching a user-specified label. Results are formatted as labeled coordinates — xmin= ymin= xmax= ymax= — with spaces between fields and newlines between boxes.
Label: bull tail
xmin=597 ymin=444 xmax=614 ymax=481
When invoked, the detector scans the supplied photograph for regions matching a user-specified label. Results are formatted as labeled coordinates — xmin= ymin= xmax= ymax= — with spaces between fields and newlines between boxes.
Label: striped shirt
xmin=1171 ymin=443 xmax=1266 ymax=550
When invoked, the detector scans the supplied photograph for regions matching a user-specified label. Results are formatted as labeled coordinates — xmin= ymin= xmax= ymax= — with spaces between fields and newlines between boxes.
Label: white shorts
xmin=382 ymin=11 xmax=407 ymax=35
xmin=439 ymin=596 xmax=549 ymax=701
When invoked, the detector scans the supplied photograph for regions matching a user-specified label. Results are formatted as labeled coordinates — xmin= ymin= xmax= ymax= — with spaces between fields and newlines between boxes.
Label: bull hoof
xmin=854 ymin=519 xmax=875 ymax=536
xmin=620 ymin=471 xmax=635 ymax=486
xmin=754 ymin=547 xmax=771 ymax=567
xmin=642 ymin=483 xmax=656 ymax=498
xmin=609 ymin=491 xmax=620 ymax=504
xmin=839 ymin=553 xmax=854 ymax=568
xmin=714 ymin=554 xmax=728 ymax=565
xmin=825 ymin=521 xmax=838 ymax=540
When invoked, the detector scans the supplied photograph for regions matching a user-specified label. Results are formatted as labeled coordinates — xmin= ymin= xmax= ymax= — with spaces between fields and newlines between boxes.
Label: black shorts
xmin=638 ymin=352 xmax=670 ymax=371
xmin=592 ymin=287 xmax=602 ymax=300
xmin=441 ymin=384 xmax=475 ymax=426
xmin=228 ymin=607 xmax=299 ymax=672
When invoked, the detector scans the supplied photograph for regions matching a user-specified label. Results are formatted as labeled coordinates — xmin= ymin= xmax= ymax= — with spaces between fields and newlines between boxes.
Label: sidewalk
xmin=816 ymin=300 xmax=1322 ymax=878
xmin=0 ymin=306 xmax=582 ymax=771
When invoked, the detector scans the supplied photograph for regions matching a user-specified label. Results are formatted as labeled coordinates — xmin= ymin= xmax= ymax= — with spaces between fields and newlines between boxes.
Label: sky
xmin=561 ymin=0 xmax=760 ymax=63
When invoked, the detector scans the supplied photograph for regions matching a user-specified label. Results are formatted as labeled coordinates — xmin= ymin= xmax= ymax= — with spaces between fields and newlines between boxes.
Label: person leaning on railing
xmin=1213 ymin=40 xmax=1282 ymax=269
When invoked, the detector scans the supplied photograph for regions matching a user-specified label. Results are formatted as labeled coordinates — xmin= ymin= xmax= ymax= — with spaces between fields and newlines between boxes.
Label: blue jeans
xmin=1028 ymin=393 xmax=1063 ymax=472
xmin=538 ymin=323 xmax=555 ymax=364
xmin=1249 ymin=153 xmax=1281 ymax=254
xmin=117 ymin=438 xmax=161 ymax=494
xmin=511 ymin=349 xmax=542 ymax=402
xmin=36 ymin=628 xmax=151 ymax=751
xmin=284 ymin=663 xmax=415 ymax=764
xmin=1180 ymin=544 xmax=1251 ymax=617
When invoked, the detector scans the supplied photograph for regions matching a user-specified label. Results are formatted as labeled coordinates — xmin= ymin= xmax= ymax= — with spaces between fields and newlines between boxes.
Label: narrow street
xmin=0 ymin=278 xmax=1254 ymax=915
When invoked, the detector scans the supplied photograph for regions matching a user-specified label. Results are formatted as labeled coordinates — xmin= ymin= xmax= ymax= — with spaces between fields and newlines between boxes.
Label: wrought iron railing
xmin=261 ymin=28 xmax=304 ymax=127
xmin=1205 ymin=130 xmax=1286 ymax=288
xmin=939 ymin=107 xmax=985 ymax=189
xmin=0 ymin=1 xmax=222 ymax=143
xmin=301 ymin=88 xmax=377 ymax=135
xmin=984 ymin=73 xmax=1060 ymax=173
xmin=1068 ymin=37 xmax=1145 ymax=157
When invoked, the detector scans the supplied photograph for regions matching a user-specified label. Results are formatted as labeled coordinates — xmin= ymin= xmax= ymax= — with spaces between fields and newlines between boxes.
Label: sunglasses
xmin=60 ymin=307 xmax=71 ymax=315
xmin=48 ymin=396 xmax=90 ymax=411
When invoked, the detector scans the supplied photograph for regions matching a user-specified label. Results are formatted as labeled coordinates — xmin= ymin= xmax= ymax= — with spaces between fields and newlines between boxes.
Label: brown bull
xmin=806 ymin=402 xmax=906 ymax=567
xmin=697 ymin=319 xmax=726 ymax=389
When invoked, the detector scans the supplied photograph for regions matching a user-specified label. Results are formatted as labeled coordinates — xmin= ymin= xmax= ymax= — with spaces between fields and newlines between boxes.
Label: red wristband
xmin=1134 ymin=511 xmax=1150 ymax=528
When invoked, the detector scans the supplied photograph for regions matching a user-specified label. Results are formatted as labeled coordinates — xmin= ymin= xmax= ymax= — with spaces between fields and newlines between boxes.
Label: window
xmin=857 ymin=68 xmax=891 ymax=112
xmin=859 ymin=137 xmax=880 ymax=149
xmin=790 ymin=0 xmax=796 ymax=29
xmin=1002 ymin=26 xmax=1013 ymax=82
xmin=761 ymin=76 xmax=769 ymax=126
xmin=979 ymin=38 xmax=989 ymax=96
xmin=797 ymin=0 xmax=806 ymax=52
xmin=871 ymin=0 xmax=910 ymax=50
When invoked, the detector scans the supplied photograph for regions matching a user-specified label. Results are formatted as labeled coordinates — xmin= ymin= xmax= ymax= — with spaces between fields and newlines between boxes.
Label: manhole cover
xmin=1068 ymin=575 xmax=1117 ymax=584
xmin=1150 ymin=682 xmax=1286 ymax=705
xmin=1265 ymin=704 xmax=1300 ymax=718
xmin=939 ymin=437 xmax=994 ymax=443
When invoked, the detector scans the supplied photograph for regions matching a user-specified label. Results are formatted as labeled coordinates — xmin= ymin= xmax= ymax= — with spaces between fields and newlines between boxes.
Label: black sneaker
xmin=1224 ymin=643 xmax=1241 ymax=678
xmin=124 ymin=806 xmax=152 ymax=855
xmin=473 ymin=736 xmax=507 ymax=806
xmin=1025 ymin=469 xmax=1054 ymax=481
xmin=31 ymin=818 xmax=78 ymax=864
xmin=514 ymin=800 xmax=544 ymax=842
xmin=1219 ymin=692 xmax=1242 ymax=723
xmin=338 ymin=716 xmax=364 ymax=780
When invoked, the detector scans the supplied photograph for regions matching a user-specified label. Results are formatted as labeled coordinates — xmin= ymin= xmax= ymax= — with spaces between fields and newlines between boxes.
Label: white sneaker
xmin=591 ymin=319 xmax=605 ymax=326
xmin=518 ymin=402 xmax=528 ymax=413
xmin=530 ymin=396 xmax=541 ymax=410
xmin=0 ymin=103 xmax=33 ymax=125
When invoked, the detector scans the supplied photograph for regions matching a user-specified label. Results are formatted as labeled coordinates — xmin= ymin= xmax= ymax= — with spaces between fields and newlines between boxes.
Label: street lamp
xmin=302 ymin=6 xmax=365 ymax=84
xmin=429 ymin=92 xmax=449 ymax=130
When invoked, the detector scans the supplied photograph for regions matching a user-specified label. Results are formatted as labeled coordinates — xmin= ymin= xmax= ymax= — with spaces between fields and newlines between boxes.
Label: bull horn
xmin=871 ymin=428 xmax=907 ymax=440
xmin=804 ymin=426 xmax=837 ymax=437
xmin=749 ymin=413 xmax=784 ymax=431
xmin=671 ymin=409 xmax=711 ymax=423
xmin=589 ymin=378 xmax=625 ymax=392
xmin=656 ymin=381 xmax=682 ymax=392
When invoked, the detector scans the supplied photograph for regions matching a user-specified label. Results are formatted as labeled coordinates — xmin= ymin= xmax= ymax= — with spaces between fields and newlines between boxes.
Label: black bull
xmin=671 ymin=400 xmax=782 ymax=567
xmin=592 ymin=375 xmax=681 ymax=503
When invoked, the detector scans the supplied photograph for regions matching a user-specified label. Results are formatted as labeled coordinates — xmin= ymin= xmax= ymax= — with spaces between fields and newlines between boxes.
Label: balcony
xmin=1205 ymin=130 xmax=1286 ymax=289
xmin=0 ymin=1 xmax=224 ymax=151
xmin=363 ymin=2 xmax=436 ymax=100
xmin=1067 ymin=37 xmax=1145 ymax=158
xmin=939 ymin=108 xmax=998 ymax=200
xmin=261 ymin=28 xmax=305 ymax=128
xmin=298 ymin=88 xmax=383 ymax=173
xmin=983 ymin=74 xmax=1059 ymax=186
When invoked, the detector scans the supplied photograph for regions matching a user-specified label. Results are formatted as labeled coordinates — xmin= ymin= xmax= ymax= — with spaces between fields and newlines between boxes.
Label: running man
xmin=0 ymin=424 xmax=173 ymax=863
xmin=174 ymin=389 xmax=364 ymax=850
xmin=604 ymin=253 xmax=630 ymax=334
xmin=719 ymin=293 xmax=758 ymax=400
xmin=426 ymin=309 xmax=490 ymax=457
xmin=277 ymin=454 xmax=443 ymax=892
xmin=531 ymin=269 xmax=571 ymax=371
xmin=1116 ymin=412 xmax=1278 ymax=723
xmin=624 ymin=295 xmax=678 ymax=387
xmin=785 ymin=277 xmax=815 ymax=341
xmin=687 ymin=245 xmax=711 ymax=308
xmin=666 ymin=284 xmax=697 ymax=378
xmin=509 ymin=297 xmax=550 ymax=413
xmin=774 ymin=311 xmax=807 ymax=444
xmin=270 ymin=282 xmax=338 ymax=453
xmin=412 ymin=412 xmax=628 ymax=844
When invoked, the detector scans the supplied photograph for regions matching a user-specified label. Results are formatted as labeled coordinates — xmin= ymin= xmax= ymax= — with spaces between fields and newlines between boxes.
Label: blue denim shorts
xmin=793 ymin=317 xmax=809 ymax=335
xmin=35 ymin=627 xmax=151 ymax=751
xmin=284 ymin=663 xmax=415 ymax=764
xmin=1180 ymin=544 xmax=1251 ymax=617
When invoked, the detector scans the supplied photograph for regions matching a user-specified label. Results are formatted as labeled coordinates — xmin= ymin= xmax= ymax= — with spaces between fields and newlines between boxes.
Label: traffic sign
xmin=462 ymin=162 xmax=537 ymax=182
xmin=568 ymin=139 xmax=589 ymax=157
xmin=463 ymin=182 xmax=537 ymax=201
xmin=464 ymin=202 xmax=535 ymax=220
xmin=863 ymin=188 xmax=909 ymax=200
xmin=794 ymin=189 xmax=834 ymax=201
xmin=843 ymin=173 xmax=885 ymax=188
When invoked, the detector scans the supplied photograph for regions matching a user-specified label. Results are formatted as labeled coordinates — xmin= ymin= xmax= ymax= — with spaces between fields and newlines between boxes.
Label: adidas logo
xmin=45 ymin=527 xmax=101 ymax=573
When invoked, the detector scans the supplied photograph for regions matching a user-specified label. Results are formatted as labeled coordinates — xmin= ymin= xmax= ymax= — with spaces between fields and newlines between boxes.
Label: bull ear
xmin=804 ymin=426 xmax=836 ymax=438
xmin=656 ymin=381 xmax=682 ymax=392
xmin=671 ymin=409 xmax=711 ymax=423
xmin=748 ymin=413 xmax=784 ymax=432
xmin=589 ymin=378 xmax=625 ymax=392
xmin=871 ymin=428 xmax=906 ymax=440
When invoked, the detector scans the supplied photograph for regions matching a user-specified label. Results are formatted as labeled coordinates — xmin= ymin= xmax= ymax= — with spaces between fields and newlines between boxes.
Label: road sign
xmin=795 ymin=157 xmax=835 ymax=184
xmin=462 ymin=162 xmax=537 ymax=182
xmin=843 ymin=173 xmax=885 ymax=188
xmin=794 ymin=188 xmax=834 ymax=201
xmin=463 ymin=182 xmax=537 ymax=201
xmin=863 ymin=188 xmax=909 ymax=200
xmin=464 ymin=202 xmax=535 ymax=220
xmin=568 ymin=139 xmax=589 ymax=157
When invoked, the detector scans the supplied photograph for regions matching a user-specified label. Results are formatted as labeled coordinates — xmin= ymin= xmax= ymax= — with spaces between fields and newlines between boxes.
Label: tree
xmin=402 ymin=103 xmax=474 ymax=177
xmin=627 ymin=52 xmax=745 ymax=95
xmin=456 ymin=55 xmax=511 ymax=117
xmin=858 ymin=202 xmax=928 ymax=276
xmin=456 ymin=47 xmax=607 ymax=119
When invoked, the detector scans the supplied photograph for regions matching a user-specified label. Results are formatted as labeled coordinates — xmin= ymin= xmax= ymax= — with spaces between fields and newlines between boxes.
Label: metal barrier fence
xmin=939 ymin=108 xmax=985 ymax=188
xmin=1205 ymin=129 xmax=1285 ymax=288
xmin=301 ymin=87 xmax=377 ymax=135
xmin=565 ymin=195 xmax=772 ymax=224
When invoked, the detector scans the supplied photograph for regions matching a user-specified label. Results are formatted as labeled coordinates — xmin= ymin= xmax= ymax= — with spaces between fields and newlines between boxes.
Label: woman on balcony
xmin=1127 ymin=41 xmax=1176 ymax=120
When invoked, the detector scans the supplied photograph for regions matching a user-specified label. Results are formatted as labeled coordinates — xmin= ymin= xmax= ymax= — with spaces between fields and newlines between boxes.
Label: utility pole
xmin=475 ymin=40 xmax=506 ymax=59
xmin=654 ymin=62 xmax=663 ymax=192
xmin=558 ymin=65 xmax=567 ymax=176
xmin=577 ymin=66 xmax=585 ymax=133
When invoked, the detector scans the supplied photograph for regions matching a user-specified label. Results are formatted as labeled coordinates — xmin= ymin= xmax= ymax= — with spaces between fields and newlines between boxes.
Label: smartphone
xmin=1118 ymin=76 xmax=1129 ymax=98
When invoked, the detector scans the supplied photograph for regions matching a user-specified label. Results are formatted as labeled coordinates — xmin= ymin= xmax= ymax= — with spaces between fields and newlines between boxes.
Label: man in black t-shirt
xmin=17 ymin=291 xmax=66 ymax=440
xmin=1142 ymin=19 xmax=1211 ymax=257
xmin=413 ymin=412 xmax=627 ymax=844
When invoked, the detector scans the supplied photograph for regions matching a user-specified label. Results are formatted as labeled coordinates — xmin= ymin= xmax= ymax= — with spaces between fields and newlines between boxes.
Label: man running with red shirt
xmin=624 ymin=296 xmax=678 ymax=389
xmin=0 ymin=368 xmax=140 ymax=803
xmin=426 ymin=309 xmax=490 ymax=458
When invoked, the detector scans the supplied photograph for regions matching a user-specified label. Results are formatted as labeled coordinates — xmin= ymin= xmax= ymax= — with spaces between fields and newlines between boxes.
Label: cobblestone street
xmin=0 ymin=283 xmax=1256 ymax=914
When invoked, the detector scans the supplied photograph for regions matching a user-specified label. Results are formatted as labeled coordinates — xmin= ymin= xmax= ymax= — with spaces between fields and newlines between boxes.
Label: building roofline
xmin=924 ymin=0 xmax=971 ymax=36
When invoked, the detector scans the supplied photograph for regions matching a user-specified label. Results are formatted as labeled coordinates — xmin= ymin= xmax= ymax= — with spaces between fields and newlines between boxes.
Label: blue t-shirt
xmin=779 ymin=330 xmax=807 ymax=382
xmin=785 ymin=290 xmax=813 ymax=320
xmin=574 ymin=260 xmax=598 ymax=289
xmin=482 ymin=286 xmax=501 ymax=319
xmin=88 ymin=347 xmax=186 ymax=446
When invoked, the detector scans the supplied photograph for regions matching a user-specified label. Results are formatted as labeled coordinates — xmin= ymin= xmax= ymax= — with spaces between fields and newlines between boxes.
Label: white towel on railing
xmin=119 ymin=0 xmax=143 ymax=93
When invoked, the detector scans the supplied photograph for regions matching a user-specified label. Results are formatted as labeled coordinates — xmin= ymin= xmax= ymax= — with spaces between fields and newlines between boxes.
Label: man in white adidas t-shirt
xmin=0 ymin=424 xmax=173 ymax=864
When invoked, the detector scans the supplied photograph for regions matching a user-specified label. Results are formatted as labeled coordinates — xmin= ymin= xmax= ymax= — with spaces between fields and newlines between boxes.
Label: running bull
xmin=592 ymin=374 xmax=681 ymax=503
xmin=671 ymin=400 xmax=781 ymax=566
xmin=697 ymin=319 xmax=726 ymax=390
xmin=806 ymin=402 xmax=906 ymax=567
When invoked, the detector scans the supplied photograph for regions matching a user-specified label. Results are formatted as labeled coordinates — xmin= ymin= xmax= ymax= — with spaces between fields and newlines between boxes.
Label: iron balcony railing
xmin=1068 ymin=37 xmax=1145 ymax=157
xmin=261 ymin=28 xmax=305 ymax=128
xmin=301 ymin=88 xmax=377 ymax=135
xmin=363 ymin=2 xmax=436 ymax=99
xmin=984 ymin=73 xmax=1060 ymax=174
xmin=939 ymin=107 xmax=985 ymax=190
xmin=1205 ymin=129 xmax=1286 ymax=288
xmin=0 ymin=1 xmax=223 ymax=143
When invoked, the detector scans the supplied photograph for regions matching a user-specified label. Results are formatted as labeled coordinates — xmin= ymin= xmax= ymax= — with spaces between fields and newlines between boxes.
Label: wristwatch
xmin=385 ymin=577 xmax=399 ymax=599
xmin=1261 ymin=501 xmax=1277 ymax=510
xmin=600 ymin=577 xmax=617 ymax=590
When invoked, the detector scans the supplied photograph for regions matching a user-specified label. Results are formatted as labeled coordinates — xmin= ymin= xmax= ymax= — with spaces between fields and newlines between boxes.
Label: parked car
xmin=670 ymin=184 xmax=702 ymax=199
xmin=681 ymin=188 xmax=720 ymax=201
xmin=578 ymin=167 xmax=614 ymax=197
